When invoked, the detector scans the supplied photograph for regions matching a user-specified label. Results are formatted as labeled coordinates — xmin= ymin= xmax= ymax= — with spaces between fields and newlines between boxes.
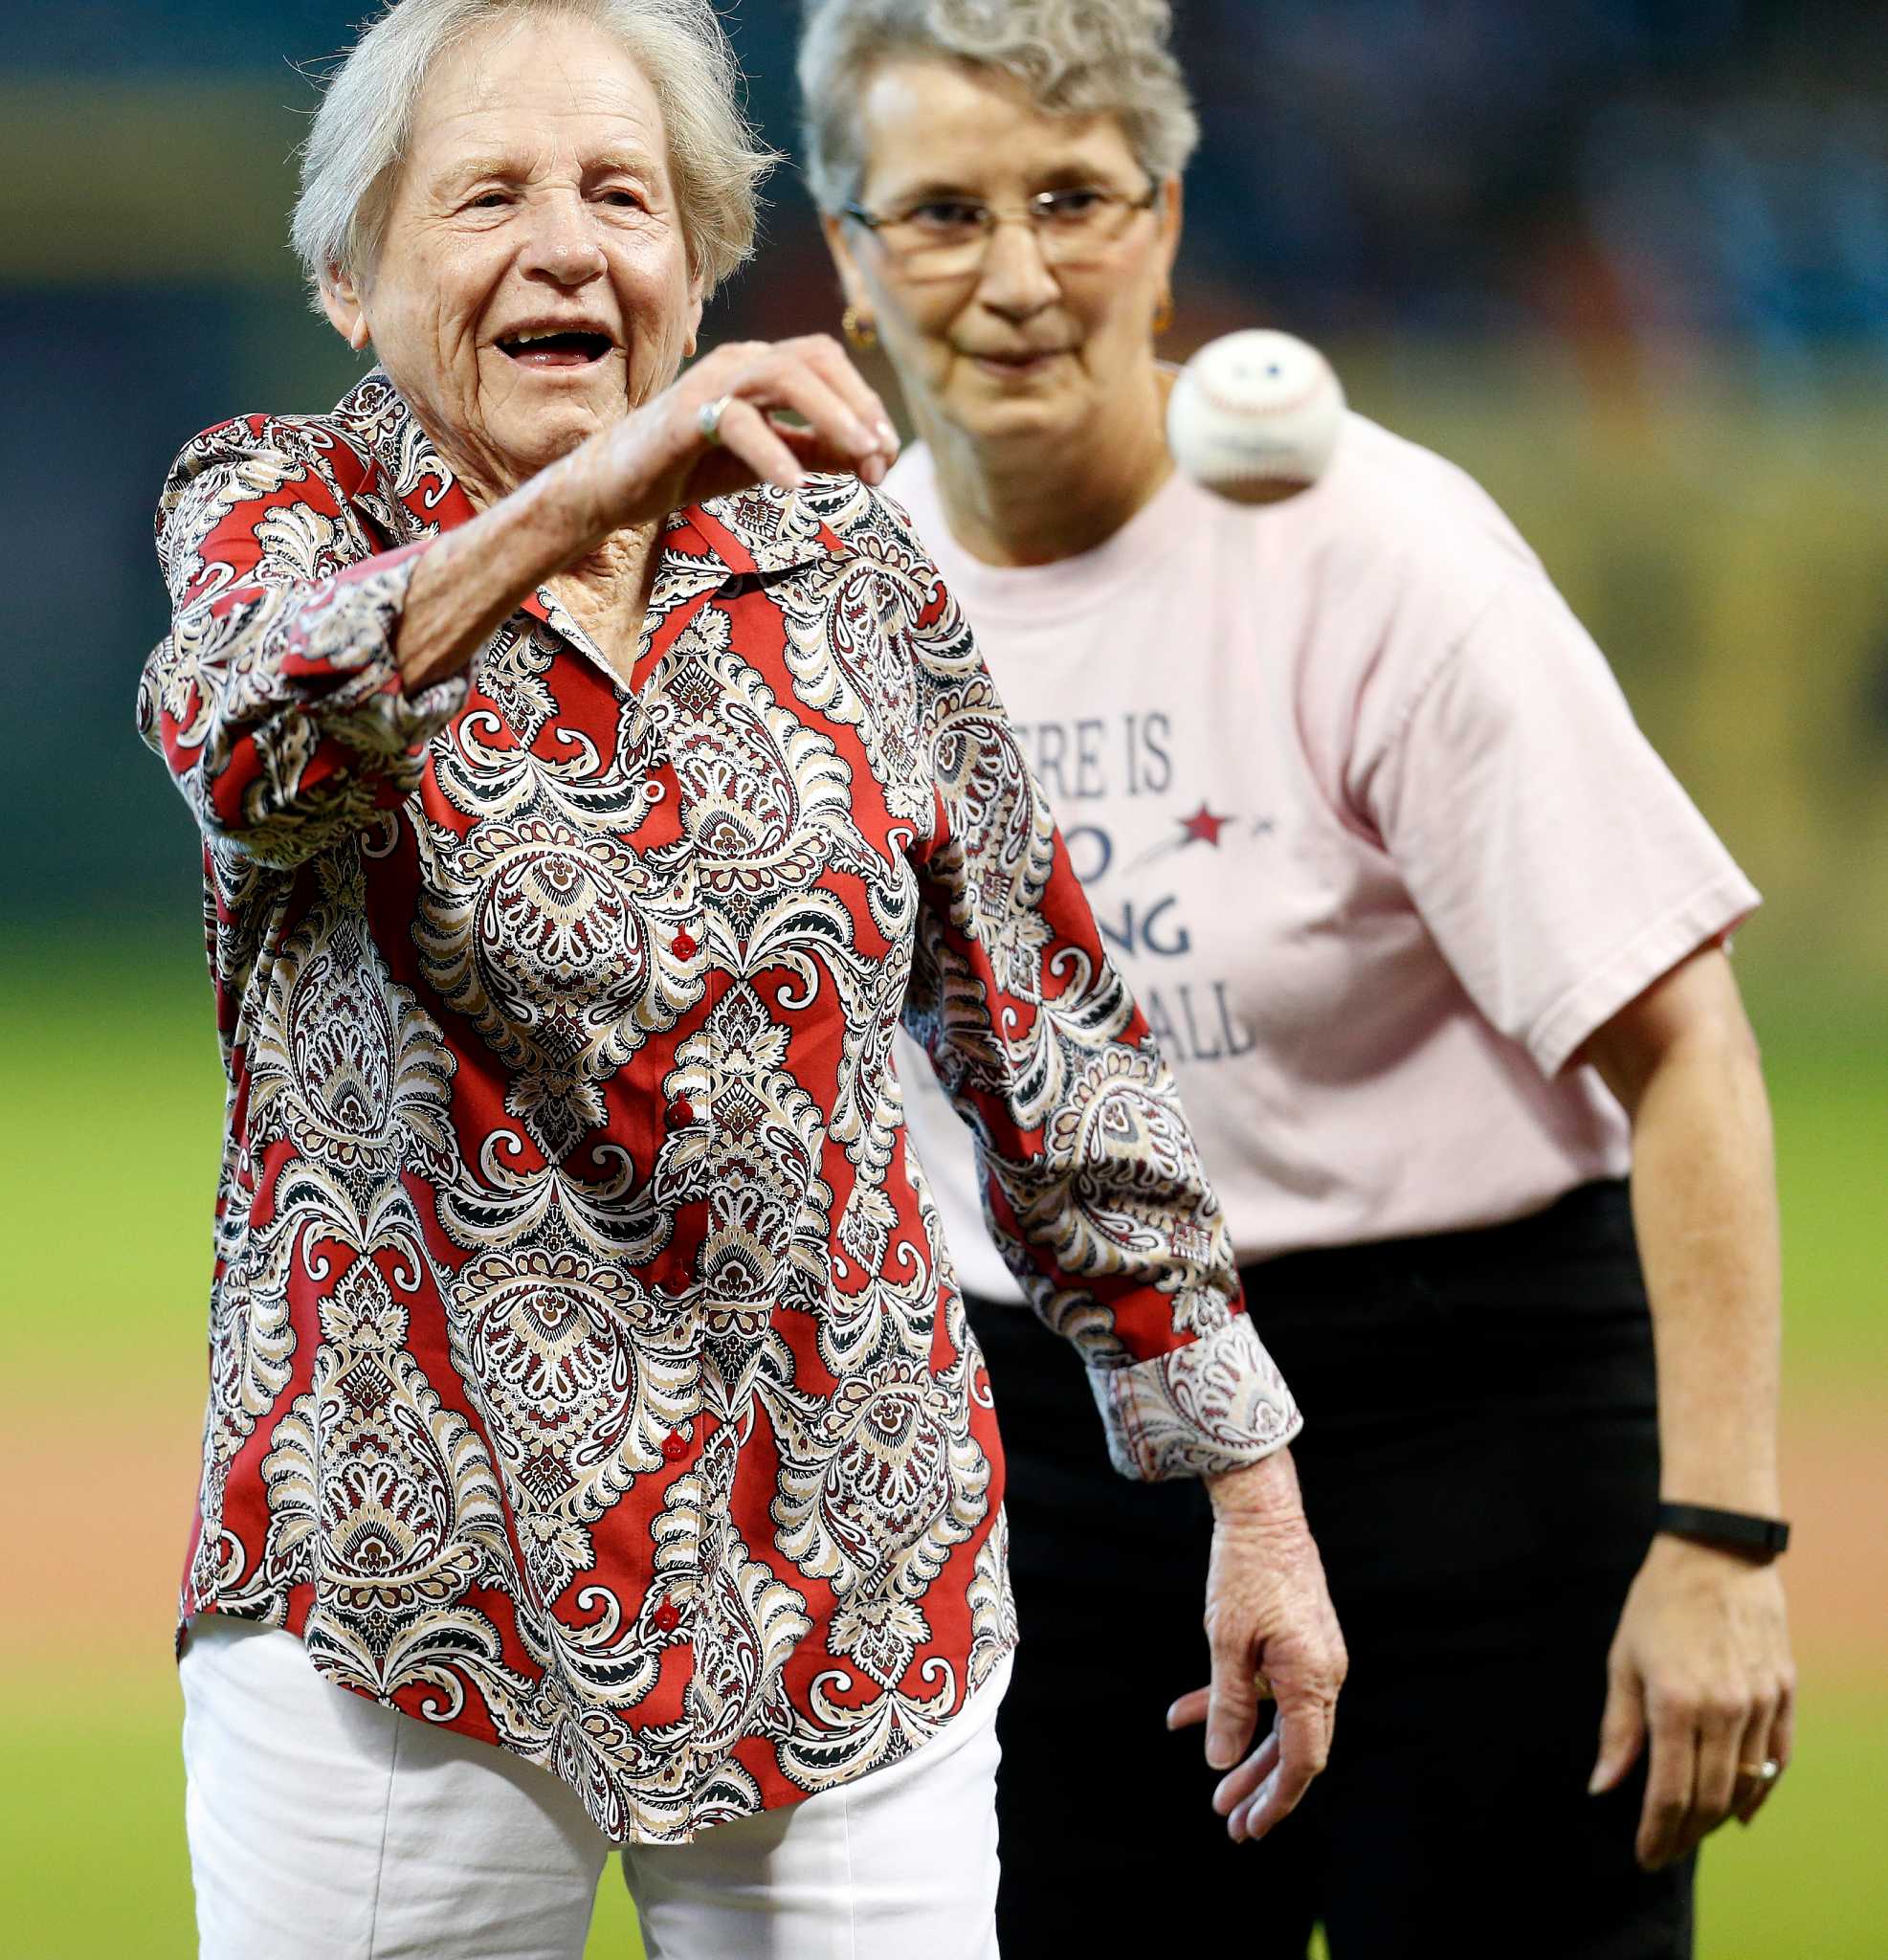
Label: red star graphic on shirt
xmin=1178 ymin=803 xmax=1233 ymax=848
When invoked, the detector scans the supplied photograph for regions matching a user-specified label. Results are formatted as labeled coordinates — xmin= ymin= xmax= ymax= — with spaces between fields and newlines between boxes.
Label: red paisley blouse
xmin=137 ymin=371 xmax=1300 ymax=1844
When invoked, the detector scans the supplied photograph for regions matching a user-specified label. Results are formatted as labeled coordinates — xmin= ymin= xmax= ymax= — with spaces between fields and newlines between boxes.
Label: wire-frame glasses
xmin=842 ymin=184 xmax=1161 ymax=281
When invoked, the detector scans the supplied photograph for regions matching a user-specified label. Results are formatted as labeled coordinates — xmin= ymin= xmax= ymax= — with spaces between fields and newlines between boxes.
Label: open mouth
xmin=496 ymin=329 xmax=615 ymax=369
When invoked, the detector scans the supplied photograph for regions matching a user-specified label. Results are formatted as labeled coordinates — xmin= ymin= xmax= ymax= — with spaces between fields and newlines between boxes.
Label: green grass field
xmin=3 ymin=930 xmax=1881 ymax=1956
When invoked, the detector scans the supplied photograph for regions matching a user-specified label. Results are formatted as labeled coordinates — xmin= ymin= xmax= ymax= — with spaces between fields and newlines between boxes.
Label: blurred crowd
xmin=6 ymin=0 xmax=1882 ymax=934
xmin=18 ymin=0 xmax=1887 ymax=364
xmin=1185 ymin=1 xmax=1888 ymax=368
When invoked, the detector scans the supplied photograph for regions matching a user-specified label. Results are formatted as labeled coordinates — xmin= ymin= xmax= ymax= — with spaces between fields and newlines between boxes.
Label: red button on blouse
xmin=654 ymin=1599 xmax=681 ymax=1634
xmin=670 ymin=928 xmax=698 ymax=960
xmin=661 ymin=1431 xmax=690 ymax=1463
xmin=666 ymin=1095 xmax=694 ymax=1129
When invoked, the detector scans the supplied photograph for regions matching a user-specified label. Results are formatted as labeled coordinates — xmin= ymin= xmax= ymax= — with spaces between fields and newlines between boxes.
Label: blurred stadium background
xmin=2 ymin=1 xmax=1881 ymax=1952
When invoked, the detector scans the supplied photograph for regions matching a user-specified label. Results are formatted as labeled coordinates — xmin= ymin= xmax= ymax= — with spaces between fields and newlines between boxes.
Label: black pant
xmin=971 ymin=1182 xmax=1695 ymax=1959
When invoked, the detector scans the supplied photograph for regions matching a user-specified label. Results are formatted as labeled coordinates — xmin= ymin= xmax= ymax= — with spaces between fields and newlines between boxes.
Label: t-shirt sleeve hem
xmin=1527 ymin=872 xmax=1762 ymax=1077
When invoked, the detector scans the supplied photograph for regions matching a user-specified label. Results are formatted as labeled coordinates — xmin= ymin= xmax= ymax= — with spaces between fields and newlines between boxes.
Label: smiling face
xmin=322 ymin=11 xmax=705 ymax=501
xmin=825 ymin=58 xmax=1179 ymax=457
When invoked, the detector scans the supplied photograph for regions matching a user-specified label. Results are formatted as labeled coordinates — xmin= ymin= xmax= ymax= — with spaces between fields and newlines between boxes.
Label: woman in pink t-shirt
xmin=797 ymin=4 xmax=1795 ymax=1956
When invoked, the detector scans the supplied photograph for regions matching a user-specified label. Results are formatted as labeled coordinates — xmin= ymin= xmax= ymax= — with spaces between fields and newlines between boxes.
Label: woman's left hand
xmin=1166 ymin=1448 xmax=1347 ymax=1842
xmin=1589 ymin=1535 xmax=1795 ymax=1869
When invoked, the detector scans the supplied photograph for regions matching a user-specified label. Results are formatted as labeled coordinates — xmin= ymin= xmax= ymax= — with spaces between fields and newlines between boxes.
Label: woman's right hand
xmin=395 ymin=338 xmax=900 ymax=697
xmin=566 ymin=335 xmax=901 ymax=546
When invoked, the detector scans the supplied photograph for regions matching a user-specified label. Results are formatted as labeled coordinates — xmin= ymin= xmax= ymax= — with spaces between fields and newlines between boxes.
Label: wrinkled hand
xmin=574 ymin=335 xmax=900 ymax=540
xmin=1589 ymin=1535 xmax=1795 ymax=1869
xmin=1166 ymin=1449 xmax=1346 ymax=1843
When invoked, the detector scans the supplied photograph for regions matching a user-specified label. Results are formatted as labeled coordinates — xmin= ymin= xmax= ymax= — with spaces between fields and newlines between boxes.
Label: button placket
xmin=646 ymin=688 xmax=720 ymax=1772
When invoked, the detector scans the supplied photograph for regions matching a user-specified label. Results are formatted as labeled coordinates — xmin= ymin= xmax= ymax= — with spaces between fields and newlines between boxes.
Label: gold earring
xmin=843 ymin=305 xmax=879 ymax=352
xmin=1153 ymin=292 xmax=1175 ymax=337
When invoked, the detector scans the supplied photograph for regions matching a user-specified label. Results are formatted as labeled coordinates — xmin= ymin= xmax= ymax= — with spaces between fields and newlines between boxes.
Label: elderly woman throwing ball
xmin=799 ymin=2 xmax=1795 ymax=1955
xmin=138 ymin=1 xmax=1343 ymax=1954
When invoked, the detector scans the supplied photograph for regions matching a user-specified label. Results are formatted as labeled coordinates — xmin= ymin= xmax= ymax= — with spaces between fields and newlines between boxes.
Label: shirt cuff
xmin=1086 ymin=1316 xmax=1304 ymax=1482
xmin=284 ymin=546 xmax=467 ymax=758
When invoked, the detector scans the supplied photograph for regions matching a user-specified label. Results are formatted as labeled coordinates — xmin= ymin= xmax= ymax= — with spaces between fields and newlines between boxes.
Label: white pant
xmin=180 ymin=1616 xmax=1007 ymax=1960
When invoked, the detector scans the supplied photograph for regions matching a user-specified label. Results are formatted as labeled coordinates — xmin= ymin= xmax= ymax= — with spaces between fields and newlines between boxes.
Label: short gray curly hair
xmin=796 ymin=0 xmax=1200 ymax=212
xmin=292 ymin=0 xmax=776 ymax=305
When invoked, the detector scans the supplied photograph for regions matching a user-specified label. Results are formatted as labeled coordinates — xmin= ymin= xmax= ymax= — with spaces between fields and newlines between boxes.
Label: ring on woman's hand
xmin=698 ymin=394 xmax=736 ymax=447
xmin=1737 ymin=1758 xmax=1782 ymax=1785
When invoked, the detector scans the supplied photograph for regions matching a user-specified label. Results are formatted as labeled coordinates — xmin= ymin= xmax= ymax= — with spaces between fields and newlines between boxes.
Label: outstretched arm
xmin=394 ymin=335 xmax=900 ymax=691
xmin=142 ymin=338 xmax=896 ymax=866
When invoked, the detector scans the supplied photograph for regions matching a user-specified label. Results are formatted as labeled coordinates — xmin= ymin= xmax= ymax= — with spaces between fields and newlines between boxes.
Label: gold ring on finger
xmin=1737 ymin=1758 xmax=1781 ymax=1785
xmin=698 ymin=394 xmax=736 ymax=447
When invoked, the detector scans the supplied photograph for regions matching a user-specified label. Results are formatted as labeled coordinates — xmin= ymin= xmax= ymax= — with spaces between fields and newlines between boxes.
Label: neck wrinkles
xmin=922 ymin=357 xmax=1176 ymax=568
xmin=383 ymin=381 xmax=659 ymax=674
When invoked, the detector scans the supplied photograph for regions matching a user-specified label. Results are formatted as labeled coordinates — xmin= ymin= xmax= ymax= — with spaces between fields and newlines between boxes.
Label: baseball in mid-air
xmin=1166 ymin=330 xmax=1346 ymax=504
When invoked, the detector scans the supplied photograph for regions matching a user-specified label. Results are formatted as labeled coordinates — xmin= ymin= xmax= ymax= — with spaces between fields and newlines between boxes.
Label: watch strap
xmin=1655 ymin=1501 xmax=1790 ymax=1559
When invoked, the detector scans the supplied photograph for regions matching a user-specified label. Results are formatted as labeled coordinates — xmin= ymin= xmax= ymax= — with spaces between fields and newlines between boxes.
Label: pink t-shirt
xmin=888 ymin=412 xmax=1759 ymax=1301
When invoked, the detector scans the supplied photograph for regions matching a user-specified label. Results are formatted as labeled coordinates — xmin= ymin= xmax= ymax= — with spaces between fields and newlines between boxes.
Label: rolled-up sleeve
xmin=896 ymin=565 xmax=1300 ymax=1481
xmin=137 ymin=417 xmax=467 ymax=869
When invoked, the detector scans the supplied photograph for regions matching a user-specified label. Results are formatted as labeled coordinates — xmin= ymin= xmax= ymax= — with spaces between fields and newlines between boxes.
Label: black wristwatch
xmin=1655 ymin=1502 xmax=1791 ymax=1561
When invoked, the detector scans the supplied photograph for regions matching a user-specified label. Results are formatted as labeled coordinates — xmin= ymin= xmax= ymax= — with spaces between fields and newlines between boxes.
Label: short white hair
xmin=797 ymin=0 xmax=1200 ymax=212
xmin=292 ymin=0 xmax=776 ymax=304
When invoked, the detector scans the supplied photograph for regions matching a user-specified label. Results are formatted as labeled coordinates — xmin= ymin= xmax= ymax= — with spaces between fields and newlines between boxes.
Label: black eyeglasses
xmin=842 ymin=184 xmax=1161 ymax=281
